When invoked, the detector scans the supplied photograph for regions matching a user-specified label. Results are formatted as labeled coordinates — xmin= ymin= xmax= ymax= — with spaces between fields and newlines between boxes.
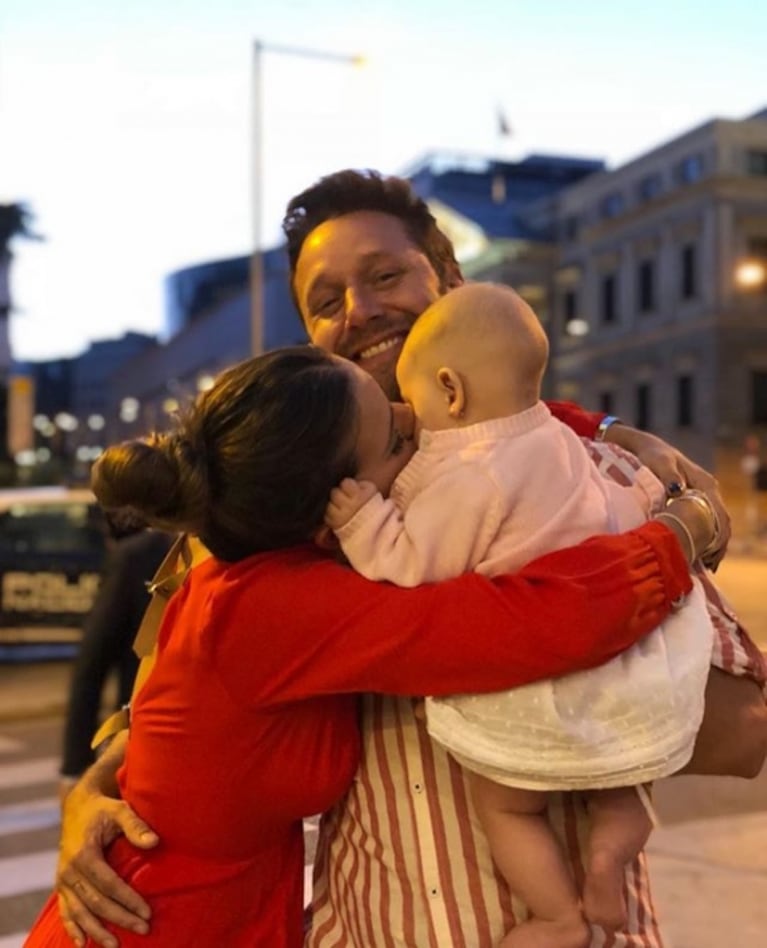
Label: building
xmin=542 ymin=108 xmax=767 ymax=527
xmin=408 ymin=152 xmax=605 ymax=398
xmin=14 ymin=333 xmax=157 ymax=483
xmin=108 ymin=248 xmax=304 ymax=440
xmin=13 ymin=108 xmax=767 ymax=523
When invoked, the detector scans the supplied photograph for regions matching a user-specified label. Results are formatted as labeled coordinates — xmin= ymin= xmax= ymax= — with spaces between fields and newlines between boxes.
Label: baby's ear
xmin=312 ymin=524 xmax=341 ymax=552
xmin=437 ymin=367 xmax=466 ymax=419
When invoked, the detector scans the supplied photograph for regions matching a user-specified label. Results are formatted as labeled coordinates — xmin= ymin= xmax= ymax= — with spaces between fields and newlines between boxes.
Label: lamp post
xmin=250 ymin=40 xmax=364 ymax=356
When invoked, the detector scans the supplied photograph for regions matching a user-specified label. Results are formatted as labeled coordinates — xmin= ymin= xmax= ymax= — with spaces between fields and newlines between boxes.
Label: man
xmin=57 ymin=170 xmax=766 ymax=948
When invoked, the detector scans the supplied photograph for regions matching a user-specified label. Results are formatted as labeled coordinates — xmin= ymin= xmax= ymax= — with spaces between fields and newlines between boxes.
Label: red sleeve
xmin=545 ymin=400 xmax=604 ymax=438
xmin=213 ymin=522 xmax=692 ymax=707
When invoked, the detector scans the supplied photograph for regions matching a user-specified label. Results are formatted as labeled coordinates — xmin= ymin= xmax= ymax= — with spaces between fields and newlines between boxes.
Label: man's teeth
xmin=359 ymin=337 xmax=402 ymax=360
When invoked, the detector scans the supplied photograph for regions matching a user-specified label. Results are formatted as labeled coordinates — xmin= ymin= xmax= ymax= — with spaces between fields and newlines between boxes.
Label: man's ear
xmin=312 ymin=524 xmax=341 ymax=552
xmin=437 ymin=367 xmax=466 ymax=419
xmin=443 ymin=266 xmax=464 ymax=292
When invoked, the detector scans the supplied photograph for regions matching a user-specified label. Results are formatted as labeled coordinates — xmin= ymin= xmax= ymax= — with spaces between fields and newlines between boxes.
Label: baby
xmin=325 ymin=282 xmax=714 ymax=948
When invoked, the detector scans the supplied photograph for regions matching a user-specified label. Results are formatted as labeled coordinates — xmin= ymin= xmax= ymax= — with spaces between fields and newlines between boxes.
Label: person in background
xmin=54 ymin=170 xmax=766 ymax=948
xmin=59 ymin=514 xmax=173 ymax=804
xmin=326 ymin=282 xmax=717 ymax=947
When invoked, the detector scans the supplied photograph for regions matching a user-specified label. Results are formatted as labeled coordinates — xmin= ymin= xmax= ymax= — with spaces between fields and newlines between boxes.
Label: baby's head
xmin=395 ymin=282 xmax=549 ymax=430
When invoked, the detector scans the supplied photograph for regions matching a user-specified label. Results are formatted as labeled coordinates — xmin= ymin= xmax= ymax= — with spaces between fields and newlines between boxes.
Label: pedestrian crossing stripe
xmin=0 ymin=796 xmax=59 ymax=837
xmin=0 ymin=756 xmax=59 ymax=791
xmin=0 ymin=848 xmax=57 ymax=898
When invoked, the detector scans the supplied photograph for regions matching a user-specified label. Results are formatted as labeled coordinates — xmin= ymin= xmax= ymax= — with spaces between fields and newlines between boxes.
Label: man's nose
xmin=344 ymin=285 xmax=379 ymax=327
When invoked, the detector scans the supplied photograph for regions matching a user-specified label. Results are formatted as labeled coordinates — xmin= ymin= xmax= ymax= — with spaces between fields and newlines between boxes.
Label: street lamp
xmin=250 ymin=40 xmax=364 ymax=356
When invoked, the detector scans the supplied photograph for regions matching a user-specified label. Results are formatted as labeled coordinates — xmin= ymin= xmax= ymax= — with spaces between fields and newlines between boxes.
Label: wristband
xmin=595 ymin=415 xmax=622 ymax=442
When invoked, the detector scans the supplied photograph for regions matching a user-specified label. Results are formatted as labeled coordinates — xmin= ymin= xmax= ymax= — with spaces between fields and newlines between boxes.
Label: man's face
xmin=293 ymin=210 xmax=445 ymax=399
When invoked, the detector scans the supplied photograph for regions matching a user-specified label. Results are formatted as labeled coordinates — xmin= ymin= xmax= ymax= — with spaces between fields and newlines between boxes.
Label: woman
xmin=25 ymin=347 xmax=713 ymax=948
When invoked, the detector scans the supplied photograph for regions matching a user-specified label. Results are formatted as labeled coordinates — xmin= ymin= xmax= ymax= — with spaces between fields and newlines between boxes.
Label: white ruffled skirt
xmin=426 ymin=580 xmax=712 ymax=790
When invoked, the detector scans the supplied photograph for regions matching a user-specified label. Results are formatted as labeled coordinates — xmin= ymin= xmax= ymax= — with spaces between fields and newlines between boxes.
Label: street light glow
xmin=735 ymin=260 xmax=766 ymax=289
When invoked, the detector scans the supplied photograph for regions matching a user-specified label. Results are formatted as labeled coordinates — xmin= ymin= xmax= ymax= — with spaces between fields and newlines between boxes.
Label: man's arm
xmin=56 ymin=730 xmax=158 ymax=948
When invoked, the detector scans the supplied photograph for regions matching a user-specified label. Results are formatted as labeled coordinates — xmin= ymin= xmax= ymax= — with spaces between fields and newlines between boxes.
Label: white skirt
xmin=426 ymin=580 xmax=712 ymax=790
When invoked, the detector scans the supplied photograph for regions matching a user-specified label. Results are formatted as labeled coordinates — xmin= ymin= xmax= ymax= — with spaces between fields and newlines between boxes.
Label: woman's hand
xmin=56 ymin=736 xmax=158 ymax=947
xmin=605 ymin=424 xmax=730 ymax=569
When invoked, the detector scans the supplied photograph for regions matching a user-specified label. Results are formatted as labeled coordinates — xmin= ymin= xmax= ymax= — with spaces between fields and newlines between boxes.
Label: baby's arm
xmin=327 ymin=468 xmax=503 ymax=587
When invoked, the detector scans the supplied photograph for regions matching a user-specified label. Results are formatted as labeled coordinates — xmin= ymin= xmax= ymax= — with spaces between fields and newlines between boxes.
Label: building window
xmin=637 ymin=173 xmax=663 ymax=202
xmin=601 ymin=273 xmax=618 ymax=324
xmin=562 ymin=288 xmax=588 ymax=336
xmin=599 ymin=391 xmax=614 ymax=415
xmin=600 ymin=192 xmax=625 ymax=219
xmin=752 ymin=371 xmax=767 ymax=425
xmin=562 ymin=216 xmax=580 ymax=242
xmin=746 ymin=150 xmax=767 ymax=176
xmin=680 ymin=243 xmax=697 ymax=300
xmin=637 ymin=259 xmax=656 ymax=312
xmin=748 ymin=236 xmax=767 ymax=260
xmin=674 ymin=154 xmax=704 ymax=185
xmin=677 ymin=374 xmax=694 ymax=427
xmin=563 ymin=289 xmax=577 ymax=322
xmin=636 ymin=382 xmax=652 ymax=430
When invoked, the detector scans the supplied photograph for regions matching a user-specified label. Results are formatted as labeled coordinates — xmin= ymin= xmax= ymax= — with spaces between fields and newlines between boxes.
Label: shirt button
xmin=412 ymin=782 xmax=423 ymax=793
xmin=429 ymin=886 xmax=440 ymax=899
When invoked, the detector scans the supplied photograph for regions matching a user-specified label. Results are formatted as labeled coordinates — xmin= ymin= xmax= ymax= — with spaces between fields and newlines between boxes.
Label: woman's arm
xmin=217 ymin=517 xmax=697 ymax=706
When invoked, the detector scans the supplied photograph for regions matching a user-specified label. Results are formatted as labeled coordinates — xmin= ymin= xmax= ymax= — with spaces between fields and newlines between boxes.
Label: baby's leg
xmin=582 ymin=785 xmax=653 ymax=931
xmin=470 ymin=774 xmax=589 ymax=948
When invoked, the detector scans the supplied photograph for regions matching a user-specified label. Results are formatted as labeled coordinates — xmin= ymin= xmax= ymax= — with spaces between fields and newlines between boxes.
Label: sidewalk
xmin=0 ymin=660 xmax=73 ymax=722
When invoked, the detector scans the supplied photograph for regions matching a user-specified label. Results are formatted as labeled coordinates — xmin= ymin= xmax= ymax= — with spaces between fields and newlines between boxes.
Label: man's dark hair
xmin=282 ymin=169 xmax=460 ymax=312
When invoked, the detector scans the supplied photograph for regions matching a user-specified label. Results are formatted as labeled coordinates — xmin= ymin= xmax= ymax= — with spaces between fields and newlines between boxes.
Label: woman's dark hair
xmin=282 ymin=169 xmax=460 ymax=311
xmin=91 ymin=347 xmax=358 ymax=562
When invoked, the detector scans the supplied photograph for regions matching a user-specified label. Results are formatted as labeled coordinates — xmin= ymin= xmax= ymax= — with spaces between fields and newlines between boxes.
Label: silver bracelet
xmin=595 ymin=415 xmax=622 ymax=442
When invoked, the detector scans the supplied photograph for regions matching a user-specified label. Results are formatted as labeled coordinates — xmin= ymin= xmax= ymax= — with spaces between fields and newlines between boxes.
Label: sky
xmin=1 ymin=0 xmax=766 ymax=362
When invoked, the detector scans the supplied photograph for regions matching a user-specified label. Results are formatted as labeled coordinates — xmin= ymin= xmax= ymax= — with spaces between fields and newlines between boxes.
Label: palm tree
xmin=0 ymin=202 xmax=40 ymax=318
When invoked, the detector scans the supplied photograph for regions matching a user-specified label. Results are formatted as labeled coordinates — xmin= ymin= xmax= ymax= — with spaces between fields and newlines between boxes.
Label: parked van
xmin=0 ymin=487 xmax=107 ymax=660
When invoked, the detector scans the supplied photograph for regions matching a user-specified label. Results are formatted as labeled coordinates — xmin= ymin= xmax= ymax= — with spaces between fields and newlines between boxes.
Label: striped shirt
xmin=307 ymin=442 xmax=766 ymax=948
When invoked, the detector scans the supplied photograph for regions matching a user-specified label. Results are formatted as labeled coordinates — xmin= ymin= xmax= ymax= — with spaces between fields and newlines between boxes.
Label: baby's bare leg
xmin=470 ymin=774 xmax=589 ymax=948
xmin=583 ymin=786 xmax=653 ymax=931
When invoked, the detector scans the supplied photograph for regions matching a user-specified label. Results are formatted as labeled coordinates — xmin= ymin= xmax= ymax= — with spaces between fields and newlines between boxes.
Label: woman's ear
xmin=312 ymin=524 xmax=341 ymax=552
xmin=437 ymin=367 xmax=466 ymax=419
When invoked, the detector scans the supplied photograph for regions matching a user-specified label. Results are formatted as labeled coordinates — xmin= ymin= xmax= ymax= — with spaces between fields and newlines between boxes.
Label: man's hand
xmin=605 ymin=425 xmax=731 ymax=570
xmin=56 ymin=737 xmax=158 ymax=947
xmin=325 ymin=478 xmax=378 ymax=531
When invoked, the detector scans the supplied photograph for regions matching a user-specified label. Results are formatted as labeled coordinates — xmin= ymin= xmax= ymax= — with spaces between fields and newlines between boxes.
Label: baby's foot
xmin=582 ymin=848 xmax=627 ymax=931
